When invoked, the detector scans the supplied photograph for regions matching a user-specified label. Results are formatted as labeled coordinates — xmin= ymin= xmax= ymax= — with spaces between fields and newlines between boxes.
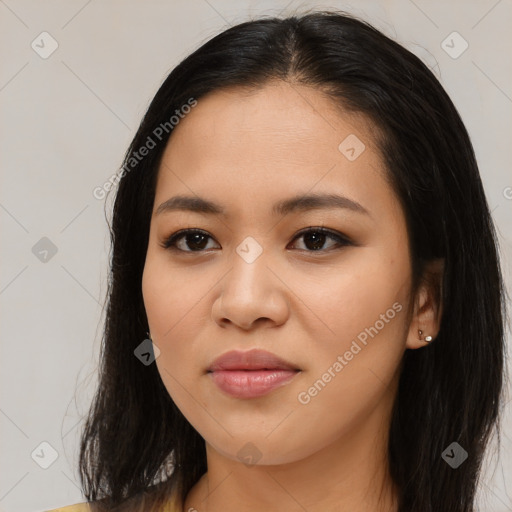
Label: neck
xmin=182 ymin=385 xmax=400 ymax=512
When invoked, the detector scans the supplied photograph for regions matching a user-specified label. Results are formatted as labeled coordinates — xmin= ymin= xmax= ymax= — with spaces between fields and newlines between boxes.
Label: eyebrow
xmin=155 ymin=193 xmax=371 ymax=218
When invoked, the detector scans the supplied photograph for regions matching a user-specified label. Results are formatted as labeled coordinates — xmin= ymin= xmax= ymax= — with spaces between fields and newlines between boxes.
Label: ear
xmin=406 ymin=258 xmax=444 ymax=350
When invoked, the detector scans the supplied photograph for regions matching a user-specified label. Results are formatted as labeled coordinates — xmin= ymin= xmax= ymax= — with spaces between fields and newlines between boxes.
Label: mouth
xmin=207 ymin=349 xmax=302 ymax=399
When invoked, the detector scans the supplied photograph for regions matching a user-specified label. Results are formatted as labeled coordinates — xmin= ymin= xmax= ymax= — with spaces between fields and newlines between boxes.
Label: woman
xmin=48 ymin=9 xmax=507 ymax=512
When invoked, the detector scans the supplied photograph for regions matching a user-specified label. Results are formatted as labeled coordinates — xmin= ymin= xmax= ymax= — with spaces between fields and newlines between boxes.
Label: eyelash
xmin=160 ymin=227 xmax=353 ymax=254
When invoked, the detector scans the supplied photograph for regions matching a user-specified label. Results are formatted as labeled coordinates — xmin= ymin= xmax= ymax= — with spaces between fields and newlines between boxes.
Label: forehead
xmin=161 ymin=82 xmax=376 ymax=166
xmin=153 ymin=82 xmax=401 ymax=225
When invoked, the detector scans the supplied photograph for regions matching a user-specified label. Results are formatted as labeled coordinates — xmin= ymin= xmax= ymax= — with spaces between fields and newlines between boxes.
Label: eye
xmin=160 ymin=227 xmax=352 ymax=253
xmin=161 ymin=229 xmax=219 ymax=252
xmin=288 ymin=227 xmax=352 ymax=252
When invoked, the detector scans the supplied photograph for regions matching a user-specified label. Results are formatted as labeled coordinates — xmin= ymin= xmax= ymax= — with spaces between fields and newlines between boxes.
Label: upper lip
xmin=207 ymin=349 xmax=300 ymax=372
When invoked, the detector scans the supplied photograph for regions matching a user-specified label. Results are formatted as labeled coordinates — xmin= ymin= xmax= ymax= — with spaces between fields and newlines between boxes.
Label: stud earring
xmin=418 ymin=329 xmax=433 ymax=343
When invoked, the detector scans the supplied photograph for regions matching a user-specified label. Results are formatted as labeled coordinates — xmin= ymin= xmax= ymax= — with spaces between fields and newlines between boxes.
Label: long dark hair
xmin=78 ymin=9 xmax=508 ymax=512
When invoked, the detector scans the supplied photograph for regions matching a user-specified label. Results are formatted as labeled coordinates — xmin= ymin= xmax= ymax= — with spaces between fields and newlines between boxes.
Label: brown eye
xmin=288 ymin=227 xmax=352 ymax=252
xmin=162 ymin=229 xmax=219 ymax=252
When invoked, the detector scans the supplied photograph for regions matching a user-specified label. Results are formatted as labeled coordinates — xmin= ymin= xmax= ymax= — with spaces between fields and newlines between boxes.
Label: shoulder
xmin=45 ymin=503 xmax=91 ymax=512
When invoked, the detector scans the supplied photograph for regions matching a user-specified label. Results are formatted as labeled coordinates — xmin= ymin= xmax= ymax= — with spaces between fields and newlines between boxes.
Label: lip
xmin=208 ymin=349 xmax=300 ymax=372
xmin=207 ymin=349 xmax=301 ymax=399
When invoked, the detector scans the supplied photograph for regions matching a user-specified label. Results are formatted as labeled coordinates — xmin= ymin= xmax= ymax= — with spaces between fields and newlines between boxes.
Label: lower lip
xmin=209 ymin=369 xmax=300 ymax=398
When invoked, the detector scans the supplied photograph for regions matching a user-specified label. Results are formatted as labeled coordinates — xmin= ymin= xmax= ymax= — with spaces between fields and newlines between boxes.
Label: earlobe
xmin=418 ymin=329 xmax=433 ymax=344
xmin=406 ymin=325 xmax=436 ymax=350
xmin=406 ymin=326 xmax=437 ymax=349
xmin=405 ymin=258 xmax=444 ymax=350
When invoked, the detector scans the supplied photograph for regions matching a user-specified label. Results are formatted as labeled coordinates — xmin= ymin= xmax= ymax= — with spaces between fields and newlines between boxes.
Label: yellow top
xmin=46 ymin=497 xmax=180 ymax=512
xmin=46 ymin=505 xmax=90 ymax=512
xmin=47 ymin=503 xmax=90 ymax=512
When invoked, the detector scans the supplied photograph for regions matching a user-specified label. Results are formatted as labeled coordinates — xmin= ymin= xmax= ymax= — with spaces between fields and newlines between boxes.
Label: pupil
xmin=188 ymin=233 xmax=207 ymax=250
xmin=305 ymin=232 xmax=325 ymax=250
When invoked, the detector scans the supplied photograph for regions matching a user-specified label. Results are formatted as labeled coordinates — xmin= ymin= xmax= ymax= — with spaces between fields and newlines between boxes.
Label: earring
xmin=418 ymin=329 xmax=433 ymax=343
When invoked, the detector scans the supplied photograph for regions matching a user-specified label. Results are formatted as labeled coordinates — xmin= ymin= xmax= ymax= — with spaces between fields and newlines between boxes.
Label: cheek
xmin=296 ymin=247 xmax=409 ymax=339
xmin=142 ymin=259 xmax=191 ymax=380
xmin=142 ymin=252 xmax=210 ymax=338
xmin=142 ymin=254 xmax=212 ymax=404
xmin=294 ymin=249 xmax=410 ymax=397
xmin=290 ymin=265 xmax=407 ymax=450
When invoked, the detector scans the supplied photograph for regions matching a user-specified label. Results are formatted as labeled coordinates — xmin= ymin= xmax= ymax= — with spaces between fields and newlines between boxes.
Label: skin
xmin=141 ymin=81 xmax=443 ymax=512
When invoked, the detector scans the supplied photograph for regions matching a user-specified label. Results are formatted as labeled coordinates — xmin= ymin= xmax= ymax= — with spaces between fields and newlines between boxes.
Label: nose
xmin=211 ymin=248 xmax=289 ymax=331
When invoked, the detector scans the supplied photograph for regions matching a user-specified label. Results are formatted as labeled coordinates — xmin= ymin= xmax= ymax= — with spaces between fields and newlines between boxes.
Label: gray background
xmin=1 ymin=1 xmax=511 ymax=511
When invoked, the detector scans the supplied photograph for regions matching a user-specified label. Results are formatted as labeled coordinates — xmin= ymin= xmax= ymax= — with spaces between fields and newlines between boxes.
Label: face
xmin=142 ymin=81 xmax=416 ymax=466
